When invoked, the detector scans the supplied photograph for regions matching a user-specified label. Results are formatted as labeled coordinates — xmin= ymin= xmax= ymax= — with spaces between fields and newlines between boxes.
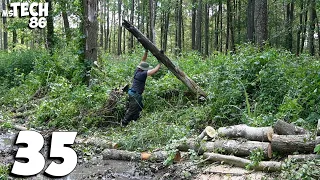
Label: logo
xmin=1 ymin=2 xmax=48 ymax=29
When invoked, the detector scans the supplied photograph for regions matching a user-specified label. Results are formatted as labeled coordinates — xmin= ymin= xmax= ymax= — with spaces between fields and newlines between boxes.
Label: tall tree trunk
xmin=129 ymin=0 xmax=134 ymax=52
xmin=46 ymin=0 xmax=54 ymax=55
xmin=2 ymin=0 xmax=8 ymax=50
xmin=105 ymin=0 xmax=109 ymax=52
xmin=219 ymin=0 xmax=223 ymax=52
xmin=99 ymin=0 xmax=104 ymax=47
xmin=296 ymin=0 xmax=303 ymax=55
xmin=163 ymin=11 xmax=169 ymax=52
xmin=196 ymin=0 xmax=202 ymax=53
xmin=204 ymin=3 xmax=209 ymax=56
xmin=226 ymin=0 xmax=231 ymax=53
xmin=82 ymin=0 xmax=98 ymax=85
xmin=301 ymin=0 xmax=308 ymax=53
xmin=254 ymin=0 xmax=268 ymax=48
xmin=175 ymin=0 xmax=182 ymax=55
xmin=62 ymin=10 xmax=71 ymax=43
xmin=118 ymin=0 xmax=122 ymax=55
xmin=191 ymin=0 xmax=196 ymax=50
xmin=12 ymin=29 xmax=17 ymax=49
xmin=247 ymin=0 xmax=255 ymax=42
xmin=285 ymin=2 xmax=294 ymax=52
xmin=148 ymin=0 xmax=155 ymax=43
xmin=308 ymin=0 xmax=316 ymax=56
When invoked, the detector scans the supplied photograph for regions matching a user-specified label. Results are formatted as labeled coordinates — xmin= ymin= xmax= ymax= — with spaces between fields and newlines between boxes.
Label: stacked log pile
xmin=176 ymin=119 xmax=320 ymax=172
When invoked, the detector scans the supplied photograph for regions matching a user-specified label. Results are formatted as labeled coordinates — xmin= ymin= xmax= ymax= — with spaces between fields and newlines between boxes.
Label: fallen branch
xmin=271 ymin=134 xmax=320 ymax=154
xmin=0 ymin=120 xmax=35 ymax=131
xmin=273 ymin=120 xmax=309 ymax=135
xmin=102 ymin=149 xmax=181 ymax=162
xmin=122 ymin=20 xmax=207 ymax=97
xmin=203 ymin=152 xmax=282 ymax=172
xmin=217 ymin=124 xmax=273 ymax=142
xmin=178 ymin=139 xmax=272 ymax=159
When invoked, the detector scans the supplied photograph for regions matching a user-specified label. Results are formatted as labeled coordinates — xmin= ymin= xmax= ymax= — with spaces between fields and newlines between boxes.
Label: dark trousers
xmin=122 ymin=92 xmax=143 ymax=125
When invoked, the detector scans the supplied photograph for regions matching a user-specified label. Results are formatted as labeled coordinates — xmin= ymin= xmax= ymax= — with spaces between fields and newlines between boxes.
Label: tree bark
xmin=247 ymin=0 xmax=255 ymax=42
xmin=2 ymin=0 xmax=7 ymax=50
xmin=254 ymin=0 xmax=268 ymax=47
xmin=271 ymin=134 xmax=320 ymax=154
xmin=46 ymin=0 xmax=54 ymax=55
xmin=12 ymin=29 xmax=17 ymax=49
xmin=129 ymin=0 xmax=134 ymax=52
xmin=62 ymin=10 xmax=71 ymax=43
xmin=196 ymin=0 xmax=202 ymax=53
xmin=117 ymin=0 xmax=122 ymax=55
xmin=102 ymin=149 xmax=181 ymax=162
xmin=308 ymin=0 xmax=316 ymax=56
xmin=191 ymin=0 xmax=196 ymax=50
xmin=82 ymin=0 xmax=98 ymax=85
xmin=273 ymin=120 xmax=309 ymax=135
xmin=204 ymin=3 xmax=209 ymax=56
xmin=122 ymin=20 xmax=207 ymax=97
xmin=296 ymin=0 xmax=303 ymax=55
xmin=178 ymin=139 xmax=272 ymax=159
xmin=203 ymin=153 xmax=282 ymax=172
xmin=217 ymin=124 xmax=273 ymax=142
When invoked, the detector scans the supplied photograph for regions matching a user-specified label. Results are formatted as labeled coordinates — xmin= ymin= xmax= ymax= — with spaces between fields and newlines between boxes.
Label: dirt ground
xmin=0 ymin=129 xmax=277 ymax=180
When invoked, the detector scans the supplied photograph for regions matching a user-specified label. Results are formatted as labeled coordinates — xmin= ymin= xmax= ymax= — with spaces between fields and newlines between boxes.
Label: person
xmin=121 ymin=51 xmax=161 ymax=126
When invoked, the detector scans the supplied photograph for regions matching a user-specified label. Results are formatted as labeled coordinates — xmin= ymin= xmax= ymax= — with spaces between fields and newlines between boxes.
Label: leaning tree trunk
xmin=122 ymin=20 xmax=207 ymax=97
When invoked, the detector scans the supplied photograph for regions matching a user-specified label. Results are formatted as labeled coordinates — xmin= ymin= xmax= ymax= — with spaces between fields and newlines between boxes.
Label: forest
xmin=0 ymin=0 xmax=320 ymax=179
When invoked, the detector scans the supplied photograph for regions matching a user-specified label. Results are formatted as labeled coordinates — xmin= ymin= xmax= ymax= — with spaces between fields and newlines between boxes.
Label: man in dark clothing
xmin=121 ymin=51 xmax=161 ymax=126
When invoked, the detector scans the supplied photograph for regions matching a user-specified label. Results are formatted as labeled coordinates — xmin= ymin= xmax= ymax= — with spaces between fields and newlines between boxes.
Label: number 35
xmin=11 ymin=131 xmax=77 ymax=177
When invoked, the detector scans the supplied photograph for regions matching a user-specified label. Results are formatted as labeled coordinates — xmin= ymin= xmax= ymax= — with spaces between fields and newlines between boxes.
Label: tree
xmin=308 ymin=0 xmax=316 ymax=56
xmin=191 ymin=0 xmax=196 ymax=50
xmin=118 ymin=0 xmax=122 ymax=55
xmin=247 ymin=0 xmax=254 ymax=42
xmin=82 ymin=0 xmax=98 ymax=85
xmin=254 ymin=0 xmax=268 ymax=47
xmin=46 ymin=0 xmax=54 ymax=55
xmin=2 ymin=0 xmax=8 ymax=50
xmin=285 ymin=1 xmax=294 ymax=52
xmin=196 ymin=0 xmax=202 ymax=53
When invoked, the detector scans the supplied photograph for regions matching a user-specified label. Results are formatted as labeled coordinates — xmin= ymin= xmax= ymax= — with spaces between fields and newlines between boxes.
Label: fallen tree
xmin=271 ymin=134 xmax=320 ymax=154
xmin=273 ymin=120 xmax=309 ymax=135
xmin=217 ymin=124 xmax=273 ymax=142
xmin=102 ymin=149 xmax=181 ymax=162
xmin=122 ymin=20 xmax=207 ymax=97
xmin=178 ymin=139 xmax=272 ymax=159
xmin=203 ymin=152 xmax=282 ymax=172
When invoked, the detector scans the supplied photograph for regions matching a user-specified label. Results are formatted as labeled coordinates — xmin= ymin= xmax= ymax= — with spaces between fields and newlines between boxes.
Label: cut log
xmin=0 ymin=120 xmax=36 ymax=131
xmin=287 ymin=154 xmax=320 ymax=161
xmin=102 ymin=149 xmax=181 ymax=162
xmin=271 ymin=134 xmax=320 ymax=154
xmin=317 ymin=119 xmax=320 ymax=136
xmin=203 ymin=152 xmax=282 ymax=172
xmin=178 ymin=139 xmax=272 ymax=159
xmin=122 ymin=20 xmax=207 ymax=97
xmin=217 ymin=124 xmax=273 ymax=142
xmin=198 ymin=126 xmax=217 ymax=140
xmin=273 ymin=120 xmax=309 ymax=135
xmin=75 ymin=137 xmax=118 ymax=149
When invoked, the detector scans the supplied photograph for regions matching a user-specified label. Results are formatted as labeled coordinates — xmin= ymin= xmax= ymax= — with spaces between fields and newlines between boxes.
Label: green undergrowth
xmin=0 ymin=45 xmax=320 ymax=151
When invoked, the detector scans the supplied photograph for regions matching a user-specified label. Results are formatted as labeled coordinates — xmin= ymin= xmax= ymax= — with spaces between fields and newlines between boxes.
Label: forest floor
xmin=0 ymin=128 xmax=278 ymax=180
